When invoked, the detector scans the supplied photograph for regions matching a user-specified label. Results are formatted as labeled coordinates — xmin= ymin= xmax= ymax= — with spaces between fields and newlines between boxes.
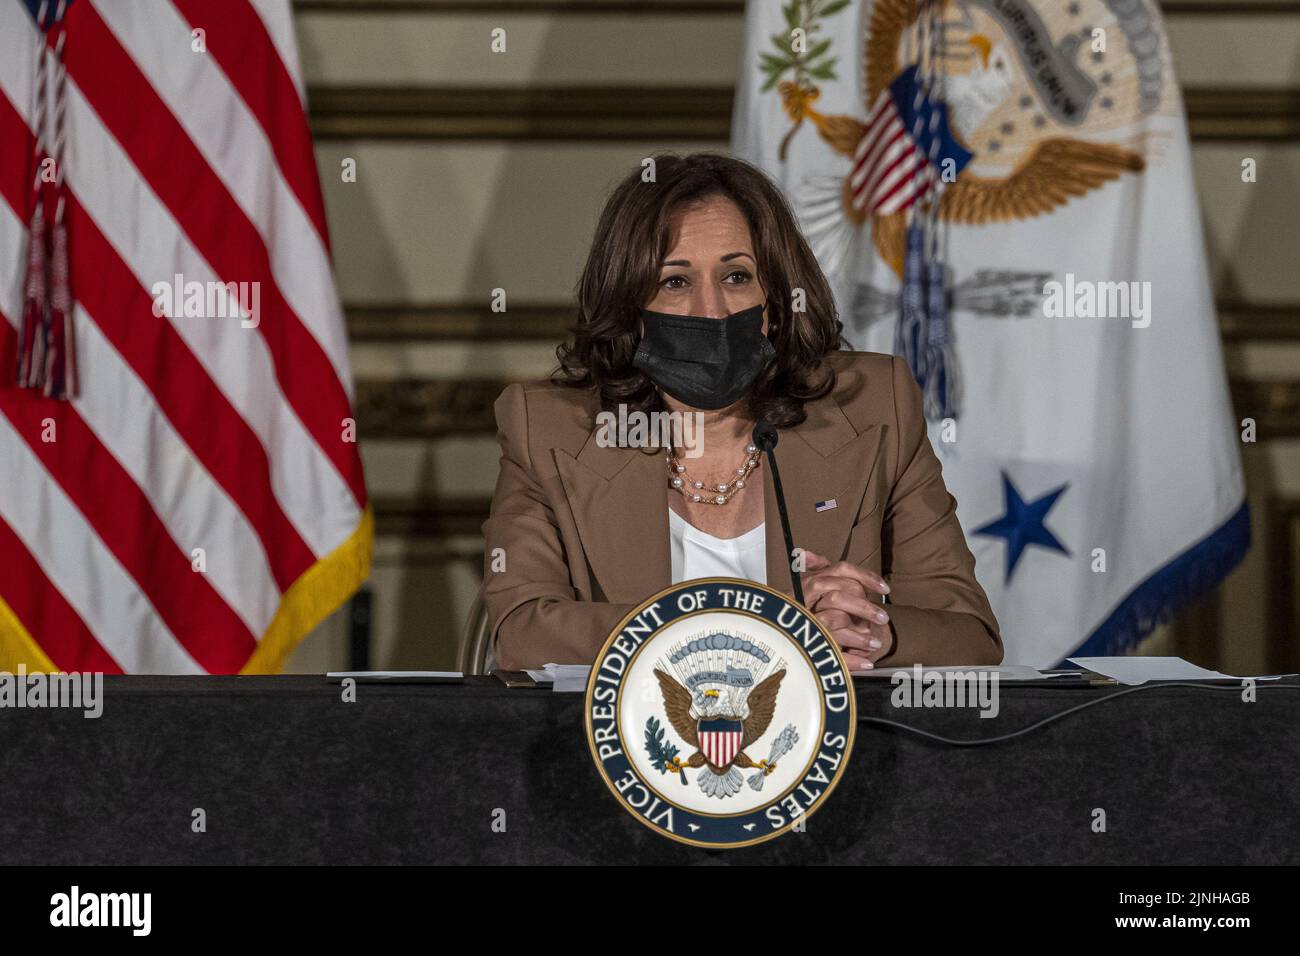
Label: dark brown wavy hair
xmin=552 ymin=151 xmax=846 ymax=429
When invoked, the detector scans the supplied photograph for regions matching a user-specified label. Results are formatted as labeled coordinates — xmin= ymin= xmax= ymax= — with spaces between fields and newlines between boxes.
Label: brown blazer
xmin=480 ymin=350 xmax=1001 ymax=670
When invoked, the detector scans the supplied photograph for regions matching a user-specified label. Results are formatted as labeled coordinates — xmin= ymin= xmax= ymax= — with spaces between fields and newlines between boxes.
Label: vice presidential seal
xmin=584 ymin=577 xmax=856 ymax=849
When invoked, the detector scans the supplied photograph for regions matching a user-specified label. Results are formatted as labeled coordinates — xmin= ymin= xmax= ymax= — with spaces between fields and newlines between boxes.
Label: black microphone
xmin=753 ymin=421 xmax=804 ymax=606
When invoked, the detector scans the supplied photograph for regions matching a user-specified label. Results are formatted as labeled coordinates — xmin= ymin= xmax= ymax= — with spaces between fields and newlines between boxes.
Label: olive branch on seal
xmin=758 ymin=0 xmax=850 ymax=160
xmin=758 ymin=0 xmax=848 ymax=93
xmin=644 ymin=717 xmax=686 ymax=785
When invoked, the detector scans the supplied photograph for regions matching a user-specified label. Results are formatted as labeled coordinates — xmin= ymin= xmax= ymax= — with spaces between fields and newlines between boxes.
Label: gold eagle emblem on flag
xmin=762 ymin=0 xmax=1171 ymax=277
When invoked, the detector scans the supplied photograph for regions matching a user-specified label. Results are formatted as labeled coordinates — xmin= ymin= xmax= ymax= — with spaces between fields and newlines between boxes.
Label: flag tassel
xmin=921 ymin=255 xmax=959 ymax=421
xmin=45 ymin=207 xmax=74 ymax=399
xmin=15 ymin=0 xmax=76 ymax=400
xmin=17 ymin=209 xmax=48 ymax=389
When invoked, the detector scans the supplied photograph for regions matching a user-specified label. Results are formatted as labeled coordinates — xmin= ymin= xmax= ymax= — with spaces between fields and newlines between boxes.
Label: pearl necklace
xmin=667 ymin=442 xmax=761 ymax=505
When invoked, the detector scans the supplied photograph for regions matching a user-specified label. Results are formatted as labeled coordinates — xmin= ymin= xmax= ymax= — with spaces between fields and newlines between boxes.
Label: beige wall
xmin=284 ymin=0 xmax=1300 ymax=675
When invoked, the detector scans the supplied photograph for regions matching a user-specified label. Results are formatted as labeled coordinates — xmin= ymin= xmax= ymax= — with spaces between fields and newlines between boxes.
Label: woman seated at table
xmin=481 ymin=152 xmax=1000 ymax=672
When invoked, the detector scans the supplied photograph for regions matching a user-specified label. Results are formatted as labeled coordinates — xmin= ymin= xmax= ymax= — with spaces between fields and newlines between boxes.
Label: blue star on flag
xmin=974 ymin=473 xmax=1071 ymax=582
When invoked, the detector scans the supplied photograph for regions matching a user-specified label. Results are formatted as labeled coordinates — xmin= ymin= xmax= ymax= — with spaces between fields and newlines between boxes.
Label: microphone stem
xmin=761 ymin=444 xmax=804 ymax=606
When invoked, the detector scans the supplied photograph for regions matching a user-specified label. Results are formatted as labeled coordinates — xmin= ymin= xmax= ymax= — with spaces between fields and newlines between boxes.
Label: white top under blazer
xmin=668 ymin=507 xmax=767 ymax=586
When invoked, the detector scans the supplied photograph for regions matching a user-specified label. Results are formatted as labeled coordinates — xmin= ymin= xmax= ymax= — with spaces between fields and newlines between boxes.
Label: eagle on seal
xmin=655 ymin=668 xmax=786 ymax=799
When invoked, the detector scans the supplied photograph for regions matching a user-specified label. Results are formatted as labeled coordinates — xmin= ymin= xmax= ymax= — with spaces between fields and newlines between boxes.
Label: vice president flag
xmin=733 ymin=0 xmax=1248 ymax=666
xmin=0 ymin=0 xmax=371 ymax=674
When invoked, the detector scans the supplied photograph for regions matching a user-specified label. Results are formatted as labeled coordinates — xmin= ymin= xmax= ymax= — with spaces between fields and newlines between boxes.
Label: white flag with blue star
xmin=732 ymin=0 xmax=1248 ymax=665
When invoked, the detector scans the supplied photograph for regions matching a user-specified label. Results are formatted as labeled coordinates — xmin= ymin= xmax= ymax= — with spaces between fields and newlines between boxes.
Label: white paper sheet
xmin=525 ymin=664 xmax=591 ymax=692
xmin=850 ymin=664 xmax=1061 ymax=680
xmin=1066 ymin=656 xmax=1295 ymax=685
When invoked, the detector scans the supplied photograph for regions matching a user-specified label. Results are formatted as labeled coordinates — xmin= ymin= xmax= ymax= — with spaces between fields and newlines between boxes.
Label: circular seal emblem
xmin=584 ymin=577 xmax=856 ymax=849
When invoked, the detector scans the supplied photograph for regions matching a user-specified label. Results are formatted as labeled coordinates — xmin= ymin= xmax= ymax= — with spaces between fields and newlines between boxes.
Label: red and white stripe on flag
xmin=0 ymin=0 xmax=371 ymax=674
xmin=849 ymin=87 xmax=936 ymax=217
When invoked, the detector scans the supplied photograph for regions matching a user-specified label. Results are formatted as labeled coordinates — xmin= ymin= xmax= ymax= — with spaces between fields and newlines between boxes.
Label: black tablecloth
xmin=1 ymin=675 xmax=1296 ymax=865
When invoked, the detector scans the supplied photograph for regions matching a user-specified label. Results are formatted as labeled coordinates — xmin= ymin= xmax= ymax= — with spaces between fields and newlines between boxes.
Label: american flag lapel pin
xmin=815 ymin=498 xmax=837 ymax=513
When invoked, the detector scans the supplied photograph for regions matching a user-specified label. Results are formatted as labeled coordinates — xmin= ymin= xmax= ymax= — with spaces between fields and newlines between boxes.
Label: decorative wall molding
xmin=1184 ymin=89 xmax=1300 ymax=141
xmin=1161 ymin=1 xmax=1300 ymax=10
xmin=348 ymin=303 xmax=574 ymax=340
xmin=355 ymin=375 xmax=1300 ymax=438
xmin=1159 ymin=0 xmax=1300 ymax=10
xmin=1231 ymin=380 xmax=1300 ymax=438
xmin=296 ymin=0 xmax=744 ymax=12
xmin=309 ymin=85 xmax=1300 ymax=142
xmin=1267 ymin=496 xmax=1300 ymax=673
xmin=1218 ymin=302 xmax=1300 ymax=342
xmin=295 ymin=0 xmax=1300 ymax=15
xmin=346 ymin=301 xmax=1300 ymax=342
xmin=355 ymin=378 xmax=506 ymax=437
xmin=308 ymin=86 xmax=733 ymax=140
xmin=373 ymin=495 xmax=490 ymax=536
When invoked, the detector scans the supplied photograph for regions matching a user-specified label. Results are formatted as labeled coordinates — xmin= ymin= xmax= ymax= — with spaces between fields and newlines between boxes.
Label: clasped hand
xmin=800 ymin=549 xmax=893 ymax=671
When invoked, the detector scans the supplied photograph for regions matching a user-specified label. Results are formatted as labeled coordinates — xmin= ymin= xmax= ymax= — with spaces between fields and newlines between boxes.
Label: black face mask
xmin=632 ymin=303 xmax=776 ymax=410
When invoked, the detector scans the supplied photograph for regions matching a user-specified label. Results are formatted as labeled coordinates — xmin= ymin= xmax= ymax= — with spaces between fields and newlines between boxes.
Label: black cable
xmin=856 ymin=680 xmax=1300 ymax=747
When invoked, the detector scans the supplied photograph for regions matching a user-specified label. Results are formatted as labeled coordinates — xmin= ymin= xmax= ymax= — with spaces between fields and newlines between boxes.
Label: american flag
xmin=848 ymin=64 xmax=972 ymax=217
xmin=0 ymin=1 xmax=371 ymax=674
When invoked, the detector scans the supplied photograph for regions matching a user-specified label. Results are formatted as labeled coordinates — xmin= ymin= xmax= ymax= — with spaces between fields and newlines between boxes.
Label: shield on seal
xmin=697 ymin=719 xmax=744 ymax=769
